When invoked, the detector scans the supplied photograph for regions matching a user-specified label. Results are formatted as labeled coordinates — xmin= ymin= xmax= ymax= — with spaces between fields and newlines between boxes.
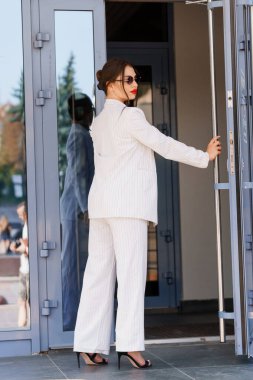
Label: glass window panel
xmin=54 ymin=11 xmax=95 ymax=331
xmin=0 ymin=1 xmax=30 ymax=330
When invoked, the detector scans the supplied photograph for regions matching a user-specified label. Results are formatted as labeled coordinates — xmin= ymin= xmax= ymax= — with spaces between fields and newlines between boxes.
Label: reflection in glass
xmin=55 ymin=11 xmax=95 ymax=331
xmin=0 ymin=1 xmax=30 ymax=329
xmin=136 ymin=66 xmax=159 ymax=297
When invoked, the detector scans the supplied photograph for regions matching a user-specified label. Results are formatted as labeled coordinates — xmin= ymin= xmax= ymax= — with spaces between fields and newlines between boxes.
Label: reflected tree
xmin=57 ymin=52 xmax=79 ymax=193
xmin=0 ymin=72 xmax=25 ymax=203
xmin=0 ymin=54 xmax=80 ymax=202
xmin=8 ymin=72 xmax=25 ymax=124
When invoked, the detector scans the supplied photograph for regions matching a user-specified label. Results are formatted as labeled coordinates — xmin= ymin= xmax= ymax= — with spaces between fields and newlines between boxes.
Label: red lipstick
xmin=130 ymin=89 xmax=137 ymax=94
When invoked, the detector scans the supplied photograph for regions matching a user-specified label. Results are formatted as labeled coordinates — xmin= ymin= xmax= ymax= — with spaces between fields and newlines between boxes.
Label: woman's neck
xmin=106 ymin=95 xmax=125 ymax=103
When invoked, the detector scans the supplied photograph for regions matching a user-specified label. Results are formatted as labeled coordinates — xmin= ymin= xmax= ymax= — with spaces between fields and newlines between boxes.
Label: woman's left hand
xmin=206 ymin=136 xmax=222 ymax=161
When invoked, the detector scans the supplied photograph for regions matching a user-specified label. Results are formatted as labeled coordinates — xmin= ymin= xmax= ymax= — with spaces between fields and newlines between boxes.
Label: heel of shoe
xmin=117 ymin=352 xmax=127 ymax=370
xmin=117 ymin=351 xmax=152 ymax=369
xmin=117 ymin=352 xmax=121 ymax=370
xmin=76 ymin=352 xmax=80 ymax=368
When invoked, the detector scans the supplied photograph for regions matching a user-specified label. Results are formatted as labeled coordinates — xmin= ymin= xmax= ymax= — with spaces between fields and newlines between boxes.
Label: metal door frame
xmin=34 ymin=0 xmax=106 ymax=350
xmin=207 ymin=0 xmax=253 ymax=357
xmin=204 ymin=0 xmax=244 ymax=355
xmin=233 ymin=0 xmax=253 ymax=357
xmin=0 ymin=0 xmax=41 ymax=357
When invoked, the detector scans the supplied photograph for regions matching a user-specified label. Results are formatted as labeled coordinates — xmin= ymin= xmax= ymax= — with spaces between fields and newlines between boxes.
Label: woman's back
xmin=88 ymin=99 xmax=158 ymax=224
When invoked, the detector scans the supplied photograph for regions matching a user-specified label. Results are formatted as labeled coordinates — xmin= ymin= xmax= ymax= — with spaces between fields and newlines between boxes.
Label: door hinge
xmin=160 ymin=229 xmax=173 ymax=243
xmin=248 ymin=290 xmax=253 ymax=306
xmin=245 ymin=235 xmax=252 ymax=251
xmin=40 ymin=241 xmax=56 ymax=258
xmin=41 ymin=299 xmax=58 ymax=316
xmin=239 ymin=35 xmax=251 ymax=51
xmin=160 ymin=86 xmax=168 ymax=95
xmin=239 ymin=40 xmax=251 ymax=51
xmin=157 ymin=82 xmax=168 ymax=95
xmin=240 ymin=89 xmax=252 ymax=106
xmin=35 ymin=90 xmax=52 ymax=106
xmin=162 ymin=271 xmax=174 ymax=285
xmin=241 ymin=95 xmax=252 ymax=105
xmin=34 ymin=32 xmax=50 ymax=48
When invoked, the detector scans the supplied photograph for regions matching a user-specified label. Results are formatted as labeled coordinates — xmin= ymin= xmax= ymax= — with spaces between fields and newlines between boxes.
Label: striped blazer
xmin=88 ymin=99 xmax=209 ymax=225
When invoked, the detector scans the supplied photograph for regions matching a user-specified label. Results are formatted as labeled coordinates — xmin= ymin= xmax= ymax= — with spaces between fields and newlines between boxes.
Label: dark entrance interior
xmin=106 ymin=2 xmax=168 ymax=42
xmin=106 ymin=1 xmax=234 ymax=340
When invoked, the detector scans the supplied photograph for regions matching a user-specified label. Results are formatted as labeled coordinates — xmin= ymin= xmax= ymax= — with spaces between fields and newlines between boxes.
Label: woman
xmin=10 ymin=202 xmax=29 ymax=327
xmin=74 ymin=58 xmax=221 ymax=369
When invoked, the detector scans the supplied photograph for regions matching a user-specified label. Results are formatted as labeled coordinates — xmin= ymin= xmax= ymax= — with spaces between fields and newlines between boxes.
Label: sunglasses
xmin=115 ymin=75 xmax=141 ymax=85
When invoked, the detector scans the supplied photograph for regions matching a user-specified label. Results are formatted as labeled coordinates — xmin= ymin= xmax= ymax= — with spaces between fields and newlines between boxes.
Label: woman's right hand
xmin=206 ymin=136 xmax=221 ymax=161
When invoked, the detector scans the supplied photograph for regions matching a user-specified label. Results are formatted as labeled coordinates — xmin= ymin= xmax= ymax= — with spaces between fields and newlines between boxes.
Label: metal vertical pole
xmin=223 ymin=0 xmax=243 ymax=355
xmin=207 ymin=0 xmax=226 ymax=343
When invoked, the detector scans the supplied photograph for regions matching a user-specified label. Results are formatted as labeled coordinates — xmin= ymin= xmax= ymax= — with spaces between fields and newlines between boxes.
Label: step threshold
xmin=50 ymin=335 xmax=235 ymax=350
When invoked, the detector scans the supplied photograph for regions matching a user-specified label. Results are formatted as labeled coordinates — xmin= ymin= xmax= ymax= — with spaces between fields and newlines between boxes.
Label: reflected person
xmin=10 ymin=202 xmax=29 ymax=327
xmin=60 ymin=93 xmax=94 ymax=331
xmin=0 ymin=215 xmax=11 ymax=254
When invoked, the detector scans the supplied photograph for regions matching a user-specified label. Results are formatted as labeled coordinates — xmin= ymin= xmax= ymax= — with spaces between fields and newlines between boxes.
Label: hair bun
xmin=96 ymin=70 xmax=104 ymax=91
xmin=96 ymin=69 xmax=102 ymax=81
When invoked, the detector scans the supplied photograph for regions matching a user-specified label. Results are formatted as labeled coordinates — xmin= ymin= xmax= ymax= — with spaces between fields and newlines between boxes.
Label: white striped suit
xmin=74 ymin=99 xmax=209 ymax=353
xmin=88 ymin=99 xmax=209 ymax=225
xmin=74 ymin=217 xmax=148 ymax=354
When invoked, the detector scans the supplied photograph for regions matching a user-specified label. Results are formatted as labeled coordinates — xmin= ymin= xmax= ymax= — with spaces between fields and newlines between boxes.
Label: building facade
xmin=0 ymin=0 xmax=252 ymax=358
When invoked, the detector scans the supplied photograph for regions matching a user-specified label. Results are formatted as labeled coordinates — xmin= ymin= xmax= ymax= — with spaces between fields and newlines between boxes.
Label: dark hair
xmin=17 ymin=201 xmax=27 ymax=213
xmin=96 ymin=57 xmax=136 ymax=97
xmin=68 ymin=93 xmax=94 ymax=127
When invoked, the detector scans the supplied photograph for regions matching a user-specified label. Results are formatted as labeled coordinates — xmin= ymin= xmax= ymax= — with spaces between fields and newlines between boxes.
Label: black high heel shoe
xmin=76 ymin=352 xmax=108 ymax=368
xmin=117 ymin=351 xmax=152 ymax=370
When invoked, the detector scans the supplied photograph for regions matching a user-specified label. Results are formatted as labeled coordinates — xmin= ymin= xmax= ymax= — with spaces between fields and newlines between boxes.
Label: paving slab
xmin=0 ymin=354 xmax=63 ymax=380
xmin=184 ymin=365 xmax=253 ymax=380
xmin=0 ymin=342 xmax=253 ymax=380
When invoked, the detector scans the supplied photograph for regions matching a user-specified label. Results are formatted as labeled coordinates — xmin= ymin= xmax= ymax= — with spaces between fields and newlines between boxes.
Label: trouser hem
xmin=73 ymin=346 xmax=110 ymax=355
xmin=116 ymin=345 xmax=145 ymax=352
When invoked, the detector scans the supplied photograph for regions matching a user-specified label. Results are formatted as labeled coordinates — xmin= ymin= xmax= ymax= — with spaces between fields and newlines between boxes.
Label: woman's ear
xmin=106 ymin=81 xmax=114 ymax=95
xmin=106 ymin=81 xmax=112 ymax=90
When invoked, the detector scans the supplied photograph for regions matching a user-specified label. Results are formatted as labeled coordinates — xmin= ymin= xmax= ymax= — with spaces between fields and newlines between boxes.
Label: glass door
xmin=37 ymin=0 xmax=106 ymax=348
xmin=209 ymin=0 xmax=253 ymax=357
xmin=108 ymin=47 xmax=179 ymax=308
xmin=0 ymin=0 xmax=40 ymax=356
xmin=233 ymin=0 xmax=253 ymax=357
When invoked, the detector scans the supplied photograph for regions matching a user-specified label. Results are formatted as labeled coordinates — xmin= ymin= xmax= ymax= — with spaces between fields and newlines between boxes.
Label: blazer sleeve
xmin=126 ymin=108 xmax=209 ymax=169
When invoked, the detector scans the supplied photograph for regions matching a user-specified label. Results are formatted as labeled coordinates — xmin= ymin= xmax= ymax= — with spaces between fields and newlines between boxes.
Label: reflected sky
xmin=0 ymin=0 xmax=22 ymax=104
xmin=0 ymin=3 xmax=95 ymax=104
xmin=55 ymin=11 xmax=95 ymax=102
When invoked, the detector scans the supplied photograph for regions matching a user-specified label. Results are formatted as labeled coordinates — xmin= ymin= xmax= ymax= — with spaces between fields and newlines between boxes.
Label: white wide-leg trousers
xmin=73 ymin=217 xmax=148 ymax=355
